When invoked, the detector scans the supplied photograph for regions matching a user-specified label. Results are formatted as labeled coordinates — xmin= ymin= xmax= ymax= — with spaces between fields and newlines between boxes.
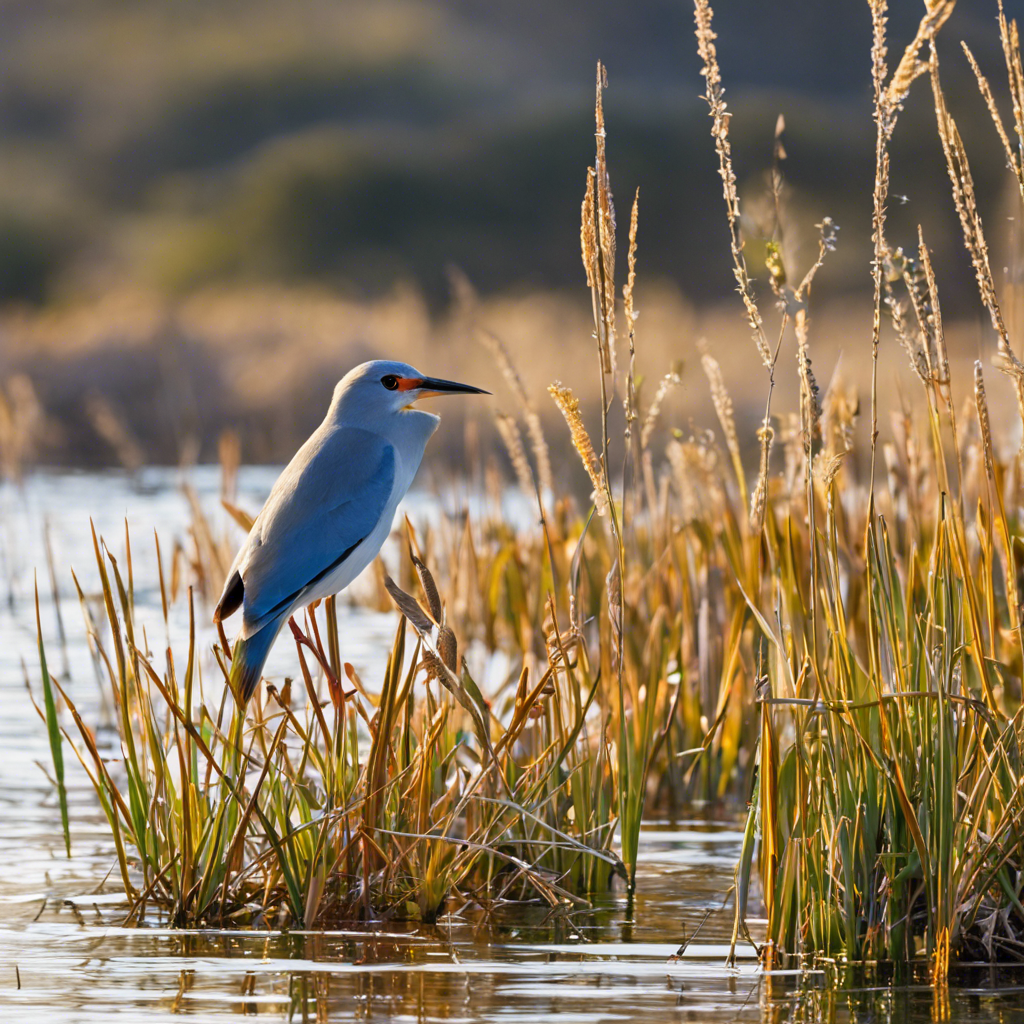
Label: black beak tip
xmin=423 ymin=377 xmax=490 ymax=396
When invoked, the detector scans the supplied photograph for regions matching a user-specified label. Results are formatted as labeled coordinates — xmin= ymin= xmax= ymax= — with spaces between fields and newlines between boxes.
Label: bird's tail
xmin=228 ymin=622 xmax=280 ymax=705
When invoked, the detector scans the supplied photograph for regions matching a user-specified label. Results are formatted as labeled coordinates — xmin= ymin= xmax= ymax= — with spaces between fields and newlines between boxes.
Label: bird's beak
xmin=413 ymin=376 xmax=490 ymax=399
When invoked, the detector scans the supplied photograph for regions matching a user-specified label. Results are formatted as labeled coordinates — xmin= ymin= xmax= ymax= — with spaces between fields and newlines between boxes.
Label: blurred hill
xmin=3 ymin=1 xmax=1024 ymax=472
xmin=1 ymin=0 xmax=1019 ymax=309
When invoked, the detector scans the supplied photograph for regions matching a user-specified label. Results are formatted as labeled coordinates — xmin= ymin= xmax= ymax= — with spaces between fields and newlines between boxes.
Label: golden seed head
xmin=548 ymin=382 xmax=608 ymax=516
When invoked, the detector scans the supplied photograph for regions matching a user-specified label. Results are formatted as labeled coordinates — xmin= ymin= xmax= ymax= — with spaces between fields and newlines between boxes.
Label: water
xmin=1 ymin=470 xmax=1022 ymax=1023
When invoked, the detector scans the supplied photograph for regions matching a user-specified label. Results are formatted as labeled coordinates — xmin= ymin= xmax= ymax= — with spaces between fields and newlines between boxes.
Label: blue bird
xmin=214 ymin=359 xmax=488 ymax=704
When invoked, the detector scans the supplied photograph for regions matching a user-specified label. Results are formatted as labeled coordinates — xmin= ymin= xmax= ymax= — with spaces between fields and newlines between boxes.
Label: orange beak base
xmin=401 ymin=376 xmax=490 ymax=399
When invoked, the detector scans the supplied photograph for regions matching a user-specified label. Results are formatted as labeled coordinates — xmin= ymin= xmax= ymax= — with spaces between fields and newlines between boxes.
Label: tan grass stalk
xmin=700 ymin=343 xmax=746 ymax=510
xmin=885 ymin=265 xmax=929 ymax=384
xmin=622 ymin=189 xmax=639 ymax=335
xmin=996 ymin=0 xmax=1024 ymax=200
xmin=974 ymin=360 xmax=994 ymax=475
xmin=932 ymin=65 xmax=1009 ymax=351
xmin=867 ymin=0 xmax=892 ymax=496
xmin=548 ymin=382 xmax=609 ymax=516
xmin=918 ymin=228 xmax=949 ymax=389
xmin=665 ymin=440 xmax=698 ymax=522
xmin=749 ymin=420 xmax=774 ymax=528
xmin=885 ymin=0 xmax=956 ymax=111
xmin=622 ymin=189 xmax=642 ymax=522
xmin=478 ymin=329 xmax=553 ymax=495
xmin=593 ymin=63 xmax=617 ymax=381
xmin=640 ymin=369 xmax=682 ymax=450
xmin=581 ymin=168 xmax=598 ymax=291
xmin=693 ymin=0 xmax=772 ymax=369
xmin=797 ymin=347 xmax=820 ymax=452
xmin=931 ymin=46 xmax=1024 ymax=429
xmin=961 ymin=40 xmax=1023 ymax=203
xmin=495 ymin=412 xmax=535 ymax=495
xmin=998 ymin=2 xmax=1024 ymax=122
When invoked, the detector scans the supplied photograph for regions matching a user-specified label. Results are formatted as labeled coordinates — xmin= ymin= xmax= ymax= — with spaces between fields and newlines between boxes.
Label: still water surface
xmin=1 ymin=471 xmax=1022 ymax=1022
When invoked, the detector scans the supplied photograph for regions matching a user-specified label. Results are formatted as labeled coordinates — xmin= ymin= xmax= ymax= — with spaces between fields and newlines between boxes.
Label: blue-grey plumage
xmin=215 ymin=359 xmax=488 ymax=704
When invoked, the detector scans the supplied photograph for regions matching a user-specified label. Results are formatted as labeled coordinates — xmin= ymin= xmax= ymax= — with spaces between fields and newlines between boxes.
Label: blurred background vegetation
xmin=1 ymin=0 xmax=1021 ymax=467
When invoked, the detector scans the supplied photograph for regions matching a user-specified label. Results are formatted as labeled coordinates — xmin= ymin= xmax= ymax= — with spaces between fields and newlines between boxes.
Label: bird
xmin=214 ymin=359 xmax=488 ymax=705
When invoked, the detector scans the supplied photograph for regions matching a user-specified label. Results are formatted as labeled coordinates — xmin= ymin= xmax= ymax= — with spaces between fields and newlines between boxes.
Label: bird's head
xmin=331 ymin=360 xmax=489 ymax=428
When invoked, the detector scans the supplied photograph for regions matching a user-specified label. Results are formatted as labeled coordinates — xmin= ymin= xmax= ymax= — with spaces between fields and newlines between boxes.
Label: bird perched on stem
xmin=214 ymin=359 xmax=488 ymax=704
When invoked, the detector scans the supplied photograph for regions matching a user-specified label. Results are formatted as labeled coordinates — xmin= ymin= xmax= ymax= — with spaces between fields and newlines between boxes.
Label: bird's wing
xmin=237 ymin=426 xmax=397 ymax=634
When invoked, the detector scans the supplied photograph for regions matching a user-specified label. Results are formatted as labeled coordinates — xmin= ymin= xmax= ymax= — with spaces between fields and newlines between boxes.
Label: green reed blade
xmin=35 ymin=579 xmax=70 ymax=857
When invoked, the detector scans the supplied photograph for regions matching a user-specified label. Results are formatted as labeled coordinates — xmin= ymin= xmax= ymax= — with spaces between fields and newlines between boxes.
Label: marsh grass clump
xmin=35 ymin=524 xmax=626 ymax=927
xmin=689 ymin=0 xmax=1024 ymax=978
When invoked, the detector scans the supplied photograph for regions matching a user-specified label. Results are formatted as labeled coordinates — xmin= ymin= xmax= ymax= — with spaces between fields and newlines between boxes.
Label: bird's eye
xmin=381 ymin=375 xmax=399 ymax=390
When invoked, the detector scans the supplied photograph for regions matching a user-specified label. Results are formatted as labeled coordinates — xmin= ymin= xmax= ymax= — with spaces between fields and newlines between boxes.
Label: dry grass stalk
xmin=812 ymin=448 xmax=847 ymax=489
xmin=478 ymin=329 xmax=553 ymax=495
xmin=622 ymin=189 xmax=642 ymax=523
xmin=791 ymin=217 xmax=835 ymax=463
xmin=997 ymin=1 xmax=1024 ymax=198
xmin=821 ymin=376 xmax=858 ymax=462
xmin=794 ymin=218 xmax=837 ymax=304
xmin=962 ymin=40 xmax=1023 ymax=203
xmin=85 ymin=393 xmax=145 ymax=472
xmin=999 ymin=2 xmax=1024 ymax=114
xmin=891 ymin=241 xmax=938 ymax=382
xmin=692 ymin=0 xmax=771 ymax=368
xmin=974 ymin=360 xmax=994 ymax=474
xmin=411 ymin=552 xmax=443 ymax=623
xmin=700 ymin=343 xmax=745 ymax=506
xmin=750 ymin=420 xmax=774 ymax=527
xmin=640 ymin=369 xmax=682 ymax=450
xmin=917 ymin=228 xmax=949 ymax=388
xmin=667 ymin=434 xmax=721 ymax=522
xmin=622 ymin=188 xmax=640 ymax=344
xmin=797 ymin=346 xmax=820 ymax=453
xmin=868 ymin=0 xmax=892 ymax=489
xmin=932 ymin=71 xmax=1008 ymax=348
xmin=931 ymin=47 xmax=1024 ymax=428
xmin=548 ymin=382 xmax=609 ymax=516
xmin=0 ymin=374 xmax=46 ymax=481
xmin=495 ymin=412 xmax=536 ymax=495
xmin=581 ymin=168 xmax=599 ymax=291
xmin=885 ymin=0 xmax=957 ymax=111
xmin=884 ymin=258 xmax=929 ymax=384
xmin=593 ymin=62 xmax=617 ymax=381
